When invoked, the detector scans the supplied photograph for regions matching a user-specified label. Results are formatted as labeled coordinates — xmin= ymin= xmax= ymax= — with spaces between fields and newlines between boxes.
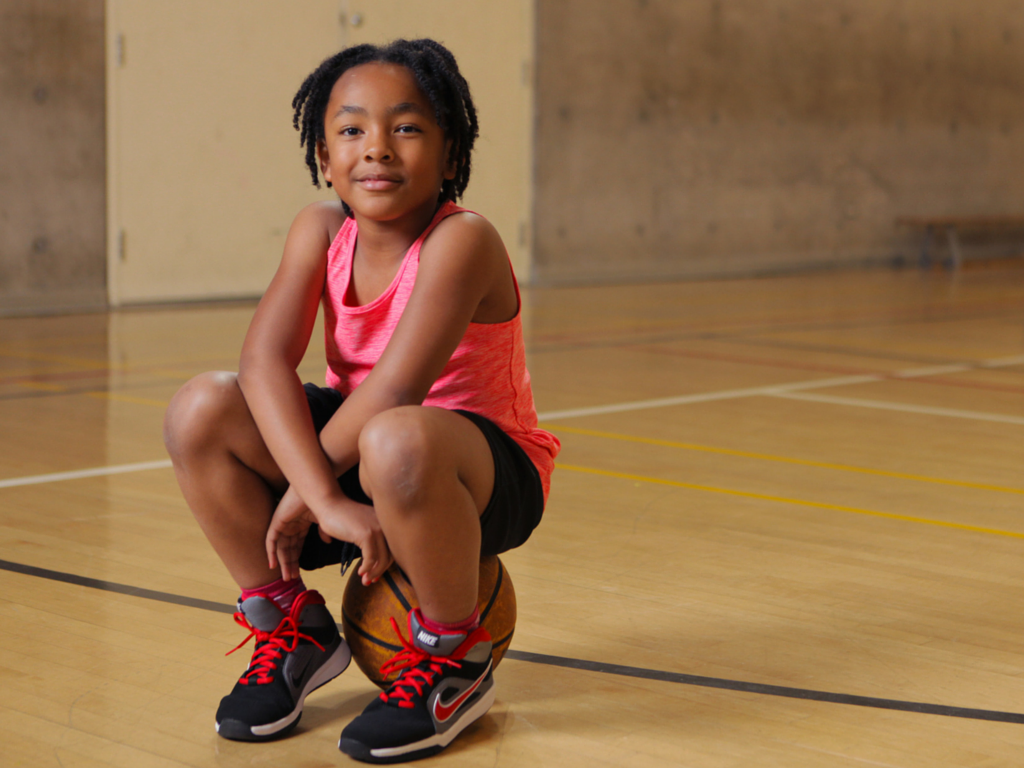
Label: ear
xmin=443 ymin=139 xmax=457 ymax=181
xmin=317 ymin=139 xmax=333 ymax=186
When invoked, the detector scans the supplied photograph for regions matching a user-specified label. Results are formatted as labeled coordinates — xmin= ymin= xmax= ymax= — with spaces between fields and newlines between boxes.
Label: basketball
xmin=341 ymin=556 xmax=517 ymax=688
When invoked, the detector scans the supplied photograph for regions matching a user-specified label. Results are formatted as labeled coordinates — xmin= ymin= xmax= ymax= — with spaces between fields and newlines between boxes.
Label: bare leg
xmin=357 ymin=406 xmax=495 ymax=624
xmin=163 ymin=371 xmax=288 ymax=590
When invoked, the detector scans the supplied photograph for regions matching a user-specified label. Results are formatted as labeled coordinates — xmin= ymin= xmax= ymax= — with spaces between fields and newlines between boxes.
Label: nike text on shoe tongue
xmin=410 ymin=611 xmax=467 ymax=657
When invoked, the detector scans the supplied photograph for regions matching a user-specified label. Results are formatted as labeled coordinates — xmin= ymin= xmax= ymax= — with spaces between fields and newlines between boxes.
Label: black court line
xmin=3 ymin=557 xmax=1023 ymax=725
xmin=1 ymin=558 xmax=235 ymax=614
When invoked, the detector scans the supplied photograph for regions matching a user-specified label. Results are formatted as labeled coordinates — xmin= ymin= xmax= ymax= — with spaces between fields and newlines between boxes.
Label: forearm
xmin=237 ymin=358 xmax=342 ymax=511
xmin=317 ymin=374 xmax=423 ymax=476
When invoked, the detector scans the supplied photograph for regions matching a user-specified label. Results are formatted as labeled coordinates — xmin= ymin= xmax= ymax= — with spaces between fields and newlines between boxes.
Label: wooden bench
xmin=895 ymin=215 xmax=1024 ymax=269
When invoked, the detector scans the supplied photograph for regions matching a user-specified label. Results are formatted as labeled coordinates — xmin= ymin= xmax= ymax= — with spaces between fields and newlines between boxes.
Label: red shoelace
xmin=227 ymin=611 xmax=325 ymax=685
xmin=378 ymin=617 xmax=462 ymax=709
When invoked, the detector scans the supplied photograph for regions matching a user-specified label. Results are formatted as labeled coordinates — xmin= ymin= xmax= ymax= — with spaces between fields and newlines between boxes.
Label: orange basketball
xmin=341 ymin=556 xmax=516 ymax=689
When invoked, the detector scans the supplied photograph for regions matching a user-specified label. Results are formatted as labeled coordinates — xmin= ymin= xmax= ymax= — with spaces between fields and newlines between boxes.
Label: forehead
xmin=327 ymin=62 xmax=432 ymax=115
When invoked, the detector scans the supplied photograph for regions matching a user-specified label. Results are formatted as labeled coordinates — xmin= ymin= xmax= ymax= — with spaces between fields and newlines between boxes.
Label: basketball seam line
xmin=480 ymin=561 xmax=504 ymax=622
xmin=383 ymin=570 xmax=413 ymax=612
xmin=340 ymin=606 xmax=404 ymax=653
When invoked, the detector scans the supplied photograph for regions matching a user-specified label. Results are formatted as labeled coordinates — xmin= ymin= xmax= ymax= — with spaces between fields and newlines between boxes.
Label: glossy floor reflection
xmin=2 ymin=264 xmax=1024 ymax=767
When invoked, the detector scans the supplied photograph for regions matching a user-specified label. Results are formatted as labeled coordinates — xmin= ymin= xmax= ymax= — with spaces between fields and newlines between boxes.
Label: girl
xmin=163 ymin=39 xmax=558 ymax=763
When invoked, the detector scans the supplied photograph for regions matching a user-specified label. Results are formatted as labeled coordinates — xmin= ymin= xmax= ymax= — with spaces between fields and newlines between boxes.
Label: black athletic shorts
xmin=296 ymin=383 xmax=545 ymax=572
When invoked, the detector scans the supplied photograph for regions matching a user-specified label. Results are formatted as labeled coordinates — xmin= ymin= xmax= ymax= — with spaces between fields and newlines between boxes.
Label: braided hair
xmin=292 ymin=39 xmax=479 ymax=217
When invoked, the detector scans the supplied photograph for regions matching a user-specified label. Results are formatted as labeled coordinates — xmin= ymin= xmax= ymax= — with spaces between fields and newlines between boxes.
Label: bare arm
xmin=264 ymin=211 xmax=513 ymax=579
xmin=237 ymin=203 xmax=391 ymax=582
xmin=237 ymin=203 xmax=339 ymax=506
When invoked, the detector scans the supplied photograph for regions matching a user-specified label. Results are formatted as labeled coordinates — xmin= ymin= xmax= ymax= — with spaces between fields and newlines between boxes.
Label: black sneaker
xmin=338 ymin=609 xmax=495 ymax=763
xmin=216 ymin=589 xmax=351 ymax=741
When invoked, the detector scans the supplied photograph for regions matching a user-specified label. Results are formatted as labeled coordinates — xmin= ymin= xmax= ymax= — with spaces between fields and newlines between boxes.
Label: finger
xmin=283 ymin=538 xmax=303 ymax=581
xmin=280 ymin=548 xmax=297 ymax=581
xmin=266 ymin=530 xmax=279 ymax=570
xmin=360 ymin=550 xmax=388 ymax=584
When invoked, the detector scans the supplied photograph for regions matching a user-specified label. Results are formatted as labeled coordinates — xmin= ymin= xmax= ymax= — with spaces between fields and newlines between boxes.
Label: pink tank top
xmin=322 ymin=202 xmax=560 ymax=500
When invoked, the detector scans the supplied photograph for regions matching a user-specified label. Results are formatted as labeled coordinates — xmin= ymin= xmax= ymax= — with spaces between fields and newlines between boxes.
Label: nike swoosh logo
xmin=289 ymin=653 xmax=313 ymax=690
xmin=432 ymin=660 xmax=492 ymax=723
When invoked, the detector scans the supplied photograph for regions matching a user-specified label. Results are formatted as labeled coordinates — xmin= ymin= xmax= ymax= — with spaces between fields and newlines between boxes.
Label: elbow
xmin=383 ymin=382 xmax=431 ymax=409
xmin=363 ymin=376 xmax=428 ymax=410
xmin=236 ymin=350 xmax=258 ymax=390
xmin=236 ymin=349 xmax=279 ymax=393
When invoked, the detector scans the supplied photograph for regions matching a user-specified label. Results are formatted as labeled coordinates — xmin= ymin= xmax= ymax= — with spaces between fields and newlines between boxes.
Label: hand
xmin=314 ymin=496 xmax=394 ymax=586
xmin=265 ymin=486 xmax=316 ymax=582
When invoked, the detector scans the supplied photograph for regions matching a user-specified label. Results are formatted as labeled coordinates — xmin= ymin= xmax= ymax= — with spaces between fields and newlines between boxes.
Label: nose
xmin=364 ymin=126 xmax=394 ymax=163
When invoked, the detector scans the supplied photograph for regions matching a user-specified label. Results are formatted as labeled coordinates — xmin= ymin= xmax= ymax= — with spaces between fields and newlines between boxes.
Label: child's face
xmin=318 ymin=62 xmax=454 ymax=223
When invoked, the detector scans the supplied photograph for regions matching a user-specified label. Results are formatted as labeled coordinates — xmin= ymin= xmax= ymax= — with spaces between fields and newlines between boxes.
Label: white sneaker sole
xmin=365 ymin=684 xmax=496 ymax=760
xmin=218 ymin=639 xmax=352 ymax=739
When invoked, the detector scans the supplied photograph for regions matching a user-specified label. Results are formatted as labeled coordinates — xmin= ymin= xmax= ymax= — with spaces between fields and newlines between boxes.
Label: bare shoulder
xmin=291 ymin=200 xmax=349 ymax=241
xmin=418 ymin=210 xmax=517 ymax=322
xmin=420 ymin=210 xmax=506 ymax=270
xmin=279 ymin=201 xmax=349 ymax=270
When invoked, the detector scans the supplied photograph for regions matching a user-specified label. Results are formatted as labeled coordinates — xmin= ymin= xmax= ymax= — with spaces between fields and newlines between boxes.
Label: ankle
xmin=240 ymin=577 xmax=306 ymax=613
xmin=415 ymin=606 xmax=480 ymax=635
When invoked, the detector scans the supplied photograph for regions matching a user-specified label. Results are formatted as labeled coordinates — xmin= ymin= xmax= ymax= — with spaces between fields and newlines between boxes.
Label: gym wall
xmin=104 ymin=0 xmax=532 ymax=306
xmin=0 ymin=0 xmax=107 ymax=315
xmin=534 ymin=0 xmax=1024 ymax=284
xmin=7 ymin=2 xmax=1023 ymax=311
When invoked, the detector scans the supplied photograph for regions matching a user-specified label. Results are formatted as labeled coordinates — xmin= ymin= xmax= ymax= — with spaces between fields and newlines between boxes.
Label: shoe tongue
xmin=239 ymin=595 xmax=286 ymax=632
xmin=409 ymin=611 xmax=466 ymax=657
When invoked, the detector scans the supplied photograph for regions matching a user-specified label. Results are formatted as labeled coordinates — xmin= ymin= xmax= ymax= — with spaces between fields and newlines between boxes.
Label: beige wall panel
xmin=106 ymin=1 xmax=344 ymax=305
xmin=0 ymin=0 xmax=106 ymax=315
xmin=341 ymin=0 xmax=534 ymax=280
xmin=107 ymin=0 xmax=533 ymax=305
xmin=535 ymin=0 xmax=1024 ymax=284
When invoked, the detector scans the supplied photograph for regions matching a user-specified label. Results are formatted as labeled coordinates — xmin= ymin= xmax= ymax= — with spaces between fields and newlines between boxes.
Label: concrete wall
xmin=0 ymin=0 xmax=106 ymax=314
xmin=534 ymin=0 xmax=1024 ymax=284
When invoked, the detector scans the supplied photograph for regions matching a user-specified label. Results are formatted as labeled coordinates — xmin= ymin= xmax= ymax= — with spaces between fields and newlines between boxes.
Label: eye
xmin=395 ymin=124 xmax=422 ymax=134
xmin=339 ymin=126 xmax=361 ymax=136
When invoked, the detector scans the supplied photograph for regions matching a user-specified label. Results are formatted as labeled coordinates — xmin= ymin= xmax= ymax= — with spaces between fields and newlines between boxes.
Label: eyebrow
xmin=333 ymin=102 xmax=428 ymax=119
xmin=387 ymin=102 xmax=426 ymax=117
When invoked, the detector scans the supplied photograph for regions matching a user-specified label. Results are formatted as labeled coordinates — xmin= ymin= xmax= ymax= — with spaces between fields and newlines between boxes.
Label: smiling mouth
xmin=357 ymin=175 xmax=401 ymax=190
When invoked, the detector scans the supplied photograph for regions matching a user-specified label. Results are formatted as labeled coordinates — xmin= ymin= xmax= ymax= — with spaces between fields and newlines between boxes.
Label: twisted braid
xmin=292 ymin=39 xmax=479 ymax=217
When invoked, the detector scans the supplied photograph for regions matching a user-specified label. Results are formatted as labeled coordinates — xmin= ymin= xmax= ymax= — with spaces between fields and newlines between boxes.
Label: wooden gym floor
xmin=2 ymin=264 xmax=1024 ymax=767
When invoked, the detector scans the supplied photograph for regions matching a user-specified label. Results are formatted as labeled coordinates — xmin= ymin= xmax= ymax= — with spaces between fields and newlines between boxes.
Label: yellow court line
xmin=0 ymin=349 xmax=111 ymax=370
xmin=555 ymin=463 xmax=1024 ymax=541
xmin=85 ymin=392 xmax=170 ymax=408
xmin=543 ymin=424 xmax=1024 ymax=496
xmin=11 ymin=381 xmax=66 ymax=393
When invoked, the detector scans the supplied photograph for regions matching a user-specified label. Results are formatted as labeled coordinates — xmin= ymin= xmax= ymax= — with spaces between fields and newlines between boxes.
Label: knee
xmin=163 ymin=371 xmax=239 ymax=460
xmin=358 ymin=407 xmax=438 ymax=506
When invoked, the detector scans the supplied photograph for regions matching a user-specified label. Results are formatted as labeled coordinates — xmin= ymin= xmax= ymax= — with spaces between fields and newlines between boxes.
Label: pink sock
xmin=240 ymin=577 xmax=306 ymax=613
xmin=417 ymin=606 xmax=480 ymax=635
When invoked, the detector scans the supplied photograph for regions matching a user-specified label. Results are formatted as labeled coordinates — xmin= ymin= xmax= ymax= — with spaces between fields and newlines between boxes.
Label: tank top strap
xmin=411 ymin=201 xmax=471 ymax=258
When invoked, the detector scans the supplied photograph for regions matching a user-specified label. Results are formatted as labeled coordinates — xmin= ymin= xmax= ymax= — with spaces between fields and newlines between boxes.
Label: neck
xmin=351 ymin=198 xmax=443 ymax=262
